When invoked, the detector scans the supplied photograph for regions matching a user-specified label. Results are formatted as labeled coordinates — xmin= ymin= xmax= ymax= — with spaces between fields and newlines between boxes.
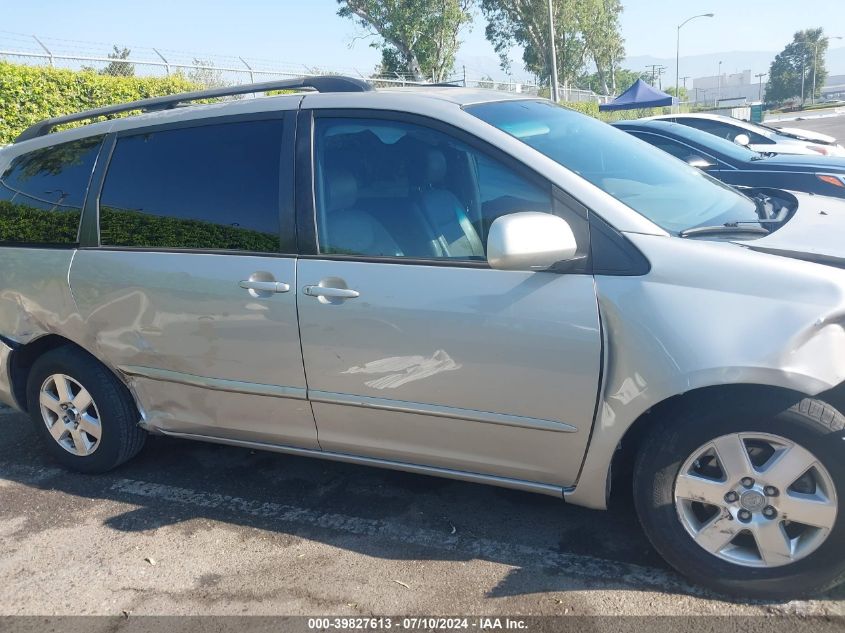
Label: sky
xmin=2 ymin=0 xmax=845 ymax=82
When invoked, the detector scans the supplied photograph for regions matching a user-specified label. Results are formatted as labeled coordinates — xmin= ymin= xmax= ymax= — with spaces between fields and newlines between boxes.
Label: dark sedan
xmin=612 ymin=120 xmax=845 ymax=199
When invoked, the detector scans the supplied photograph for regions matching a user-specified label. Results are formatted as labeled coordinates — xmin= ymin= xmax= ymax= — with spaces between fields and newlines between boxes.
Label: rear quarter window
xmin=0 ymin=136 xmax=103 ymax=245
xmin=98 ymin=120 xmax=284 ymax=253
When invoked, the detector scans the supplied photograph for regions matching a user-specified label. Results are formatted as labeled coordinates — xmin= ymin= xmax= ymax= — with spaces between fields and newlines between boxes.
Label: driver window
xmin=313 ymin=117 xmax=552 ymax=261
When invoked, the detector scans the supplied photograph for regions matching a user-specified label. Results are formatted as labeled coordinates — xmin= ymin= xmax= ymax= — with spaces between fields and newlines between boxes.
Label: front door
xmin=70 ymin=115 xmax=318 ymax=448
xmin=296 ymin=113 xmax=602 ymax=486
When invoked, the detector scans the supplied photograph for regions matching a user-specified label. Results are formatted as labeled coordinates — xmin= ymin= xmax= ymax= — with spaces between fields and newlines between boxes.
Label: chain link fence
xmin=1 ymin=31 xmax=607 ymax=102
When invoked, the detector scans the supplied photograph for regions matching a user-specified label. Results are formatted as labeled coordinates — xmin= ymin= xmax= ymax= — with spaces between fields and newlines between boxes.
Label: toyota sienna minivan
xmin=1 ymin=77 xmax=844 ymax=599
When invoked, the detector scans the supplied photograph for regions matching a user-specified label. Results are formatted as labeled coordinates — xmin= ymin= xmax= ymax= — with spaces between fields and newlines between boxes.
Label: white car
xmin=648 ymin=112 xmax=845 ymax=157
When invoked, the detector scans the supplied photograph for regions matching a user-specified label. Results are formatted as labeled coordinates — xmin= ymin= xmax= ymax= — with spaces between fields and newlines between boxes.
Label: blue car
xmin=613 ymin=119 xmax=845 ymax=199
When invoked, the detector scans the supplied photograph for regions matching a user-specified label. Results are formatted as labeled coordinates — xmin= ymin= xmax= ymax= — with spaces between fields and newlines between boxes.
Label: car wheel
xmin=26 ymin=346 xmax=146 ymax=473
xmin=634 ymin=396 xmax=845 ymax=599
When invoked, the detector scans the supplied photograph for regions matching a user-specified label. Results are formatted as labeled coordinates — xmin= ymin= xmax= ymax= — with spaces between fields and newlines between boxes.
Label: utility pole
xmin=754 ymin=72 xmax=767 ymax=101
xmin=548 ymin=0 xmax=560 ymax=102
xmin=645 ymin=64 xmax=665 ymax=85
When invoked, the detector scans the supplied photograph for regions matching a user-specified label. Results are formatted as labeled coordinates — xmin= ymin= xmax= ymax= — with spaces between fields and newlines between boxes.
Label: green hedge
xmin=0 ymin=200 xmax=80 ymax=243
xmin=0 ymin=62 xmax=199 ymax=144
xmin=561 ymin=101 xmax=600 ymax=118
xmin=0 ymin=199 xmax=279 ymax=252
xmin=100 ymin=207 xmax=280 ymax=252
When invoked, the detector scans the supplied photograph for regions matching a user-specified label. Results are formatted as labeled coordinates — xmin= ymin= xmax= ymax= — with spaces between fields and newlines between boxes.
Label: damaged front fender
xmin=567 ymin=233 xmax=845 ymax=509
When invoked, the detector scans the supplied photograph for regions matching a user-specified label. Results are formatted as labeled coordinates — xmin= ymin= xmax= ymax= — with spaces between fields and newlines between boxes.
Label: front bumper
xmin=0 ymin=339 xmax=19 ymax=411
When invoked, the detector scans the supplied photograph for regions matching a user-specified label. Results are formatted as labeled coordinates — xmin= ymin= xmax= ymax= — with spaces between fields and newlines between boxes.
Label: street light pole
xmin=548 ymin=0 xmax=560 ymax=103
xmin=801 ymin=56 xmax=806 ymax=106
xmin=675 ymin=13 xmax=714 ymax=111
xmin=716 ymin=60 xmax=722 ymax=106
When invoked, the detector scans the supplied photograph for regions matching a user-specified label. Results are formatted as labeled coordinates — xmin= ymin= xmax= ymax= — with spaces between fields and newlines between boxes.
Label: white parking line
xmin=108 ymin=477 xmax=693 ymax=594
xmin=0 ymin=461 xmax=696 ymax=595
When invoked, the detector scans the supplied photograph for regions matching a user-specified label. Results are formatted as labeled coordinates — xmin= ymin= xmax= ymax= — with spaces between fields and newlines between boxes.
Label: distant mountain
xmin=625 ymin=47 xmax=845 ymax=88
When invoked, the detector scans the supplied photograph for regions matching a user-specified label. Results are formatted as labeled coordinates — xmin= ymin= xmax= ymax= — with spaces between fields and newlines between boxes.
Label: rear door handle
xmin=303 ymin=286 xmax=360 ymax=299
xmin=239 ymin=280 xmax=290 ymax=293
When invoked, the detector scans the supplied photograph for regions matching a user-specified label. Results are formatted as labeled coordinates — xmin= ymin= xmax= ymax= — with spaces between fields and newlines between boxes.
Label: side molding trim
xmin=118 ymin=368 xmax=577 ymax=433
xmin=119 ymin=365 xmax=307 ymax=400
xmin=309 ymin=390 xmax=578 ymax=433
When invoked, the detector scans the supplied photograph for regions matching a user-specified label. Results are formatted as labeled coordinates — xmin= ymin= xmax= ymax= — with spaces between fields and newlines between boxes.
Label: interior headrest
xmin=325 ymin=169 xmax=358 ymax=212
xmin=424 ymin=149 xmax=447 ymax=185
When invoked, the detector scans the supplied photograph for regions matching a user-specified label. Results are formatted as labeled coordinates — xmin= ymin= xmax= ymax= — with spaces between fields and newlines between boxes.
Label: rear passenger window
xmin=99 ymin=120 xmax=283 ymax=252
xmin=0 ymin=136 xmax=102 ymax=245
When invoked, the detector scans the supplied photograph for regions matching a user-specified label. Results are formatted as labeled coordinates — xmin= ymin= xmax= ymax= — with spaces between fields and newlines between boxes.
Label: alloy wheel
xmin=674 ymin=432 xmax=837 ymax=568
xmin=39 ymin=374 xmax=102 ymax=457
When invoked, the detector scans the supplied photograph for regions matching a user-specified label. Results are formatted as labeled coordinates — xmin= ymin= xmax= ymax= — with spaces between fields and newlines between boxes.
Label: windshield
xmin=656 ymin=123 xmax=763 ymax=161
xmin=466 ymin=100 xmax=759 ymax=234
xmin=718 ymin=117 xmax=777 ymax=140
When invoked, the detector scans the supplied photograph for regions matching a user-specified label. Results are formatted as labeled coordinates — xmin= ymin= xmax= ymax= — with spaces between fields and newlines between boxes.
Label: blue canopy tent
xmin=599 ymin=79 xmax=677 ymax=111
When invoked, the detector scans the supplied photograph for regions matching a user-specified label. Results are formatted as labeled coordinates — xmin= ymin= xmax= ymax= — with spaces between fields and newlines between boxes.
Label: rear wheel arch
xmin=9 ymin=335 xmax=136 ymax=415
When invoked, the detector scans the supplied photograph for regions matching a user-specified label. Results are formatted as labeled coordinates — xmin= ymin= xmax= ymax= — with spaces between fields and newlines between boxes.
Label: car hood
xmin=776 ymin=126 xmax=838 ymax=144
xmin=737 ymin=192 xmax=845 ymax=267
xmin=754 ymin=154 xmax=845 ymax=171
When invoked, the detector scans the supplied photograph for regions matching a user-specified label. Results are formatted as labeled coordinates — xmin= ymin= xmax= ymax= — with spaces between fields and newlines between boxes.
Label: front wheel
xmin=634 ymin=396 xmax=845 ymax=599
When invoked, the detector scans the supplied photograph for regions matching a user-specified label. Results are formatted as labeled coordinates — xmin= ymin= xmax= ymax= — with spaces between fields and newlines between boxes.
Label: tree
xmin=338 ymin=0 xmax=473 ymax=81
xmin=188 ymin=58 xmax=226 ymax=89
xmin=664 ymin=86 xmax=688 ymax=101
xmin=480 ymin=0 xmax=624 ymax=90
xmin=766 ymin=28 xmax=829 ymax=105
xmin=583 ymin=0 xmax=624 ymax=94
xmin=579 ymin=67 xmax=646 ymax=96
xmin=100 ymin=45 xmax=134 ymax=77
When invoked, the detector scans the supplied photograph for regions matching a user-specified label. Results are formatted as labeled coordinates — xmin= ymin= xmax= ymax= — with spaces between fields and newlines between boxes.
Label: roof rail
xmin=15 ymin=75 xmax=373 ymax=143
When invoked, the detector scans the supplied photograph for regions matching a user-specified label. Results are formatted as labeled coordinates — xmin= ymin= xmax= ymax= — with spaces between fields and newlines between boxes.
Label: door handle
xmin=239 ymin=280 xmax=290 ymax=293
xmin=303 ymin=286 xmax=360 ymax=299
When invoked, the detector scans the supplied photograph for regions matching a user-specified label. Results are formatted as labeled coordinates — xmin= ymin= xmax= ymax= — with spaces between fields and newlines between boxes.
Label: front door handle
xmin=303 ymin=286 xmax=360 ymax=299
xmin=239 ymin=280 xmax=290 ymax=293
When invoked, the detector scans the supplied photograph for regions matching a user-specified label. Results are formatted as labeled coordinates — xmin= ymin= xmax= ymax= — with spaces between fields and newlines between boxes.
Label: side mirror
xmin=685 ymin=155 xmax=716 ymax=170
xmin=487 ymin=212 xmax=577 ymax=271
xmin=734 ymin=133 xmax=751 ymax=147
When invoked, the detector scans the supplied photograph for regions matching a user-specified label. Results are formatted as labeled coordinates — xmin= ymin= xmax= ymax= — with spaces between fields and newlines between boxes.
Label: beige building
xmin=691 ymin=69 xmax=757 ymax=104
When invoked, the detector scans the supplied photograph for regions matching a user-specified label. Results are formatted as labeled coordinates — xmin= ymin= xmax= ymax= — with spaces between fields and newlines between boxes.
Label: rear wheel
xmin=26 ymin=346 xmax=146 ymax=473
xmin=634 ymin=396 xmax=845 ymax=599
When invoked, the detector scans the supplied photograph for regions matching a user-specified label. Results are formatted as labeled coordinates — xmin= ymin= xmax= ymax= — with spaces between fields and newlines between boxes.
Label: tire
xmin=633 ymin=394 xmax=845 ymax=599
xmin=26 ymin=345 xmax=146 ymax=473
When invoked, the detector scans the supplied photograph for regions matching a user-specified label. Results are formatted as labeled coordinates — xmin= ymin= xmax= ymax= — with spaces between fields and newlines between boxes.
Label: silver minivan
xmin=1 ymin=78 xmax=844 ymax=599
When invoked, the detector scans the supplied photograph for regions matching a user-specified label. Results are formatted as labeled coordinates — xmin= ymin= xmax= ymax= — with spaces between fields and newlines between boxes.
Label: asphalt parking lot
xmin=1 ymin=402 xmax=844 ymax=619
xmin=766 ymin=108 xmax=845 ymax=140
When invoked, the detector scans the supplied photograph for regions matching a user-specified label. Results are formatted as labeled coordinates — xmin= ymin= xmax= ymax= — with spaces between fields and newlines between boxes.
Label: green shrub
xmin=0 ymin=200 xmax=80 ymax=243
xmin=0 ymin=62 xmax=199 ymax=144
xmin=561 ymin=101 xmax=600 ymax=118
xmin=100 ymin=207 xmax=279 ymax=252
